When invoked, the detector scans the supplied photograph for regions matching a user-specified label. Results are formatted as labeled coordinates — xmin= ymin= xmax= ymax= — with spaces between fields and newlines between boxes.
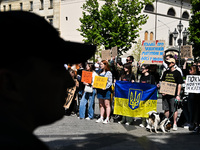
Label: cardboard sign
xmin=102 ymin=50 xmax=111 ymax=60
xmin=181 ymin=45 xmax=193 ymax=59
xmin=81 ymin=70 xmax=93 ymax=84
xmin=111 ymin=46 xmax=118 ymax=57
xmin=140 ymin=40 xmax=165 ymax=65
xmin=185 ymin=75 xmax=200 ymax=93
xmin=159 ymin=81 xmax=177 ymax=96
xmin=93 ymin=76 xmax=108 ymax=89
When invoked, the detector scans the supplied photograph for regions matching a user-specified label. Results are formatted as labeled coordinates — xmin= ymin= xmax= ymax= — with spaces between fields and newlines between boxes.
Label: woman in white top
xmin=79 ymin=63 xmax=98 ymax=119
xmin=96 ymin=60 xmax=113 ymax=124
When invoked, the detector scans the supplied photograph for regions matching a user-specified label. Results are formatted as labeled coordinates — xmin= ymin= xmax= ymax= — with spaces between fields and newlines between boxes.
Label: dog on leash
xmin=147 ymin=111 xmax=171 ymax=133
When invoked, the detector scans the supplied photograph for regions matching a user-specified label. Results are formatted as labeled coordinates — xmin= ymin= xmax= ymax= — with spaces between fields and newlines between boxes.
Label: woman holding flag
xmin=118 ymin=63 xmax=135 ymax=125
xmin=139 ymin=64 xmax=156 ymax=128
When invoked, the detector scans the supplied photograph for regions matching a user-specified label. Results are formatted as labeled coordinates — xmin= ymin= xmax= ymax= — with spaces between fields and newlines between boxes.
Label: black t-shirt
xmin=161 ymin=69 xmax=184 ymax=96
xmin=140 ymin=74 xmax=155 ymax=85
xmin=121 ymin=74 xmax=135 ymax=82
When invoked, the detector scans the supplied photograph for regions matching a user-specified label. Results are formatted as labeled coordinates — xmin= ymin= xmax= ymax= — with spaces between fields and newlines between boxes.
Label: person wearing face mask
xmin=139 ymin=65 xmax=156 ymax=128
xmin=160 ymin=58 xmax=184 ymax=131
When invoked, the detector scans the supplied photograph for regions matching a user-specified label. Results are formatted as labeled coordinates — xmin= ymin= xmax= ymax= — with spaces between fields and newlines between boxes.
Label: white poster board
xmin=140 ymin=40 xmax=165 ymax=65
xmin=185 ymin=75 xmax=200 ymax=93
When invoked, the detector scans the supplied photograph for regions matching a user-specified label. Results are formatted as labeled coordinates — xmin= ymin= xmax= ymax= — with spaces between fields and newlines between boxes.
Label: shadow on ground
xmin=38 ymin=132 xmax=200 ymax=150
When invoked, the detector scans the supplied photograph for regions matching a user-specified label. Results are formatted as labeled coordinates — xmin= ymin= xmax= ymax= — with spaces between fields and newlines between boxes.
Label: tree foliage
xmin=78 ymin=0 xmax=153 ymax=56
xmin=189 ymin=0 xmax=200 ymax=58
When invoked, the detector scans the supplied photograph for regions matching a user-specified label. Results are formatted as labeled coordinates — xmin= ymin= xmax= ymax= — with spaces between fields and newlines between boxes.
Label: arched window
xmin=144 ymin=4 xmax=154 ymax=12
xmin=150 ymin=32 xmax=154 ymax=40
xmin=145 ymin=31 xmax=148 ymax=40
xmin=167 ymin=8 xmax=176 ymax=16
xmin=182 ymin=11 xmax=189 ymax=19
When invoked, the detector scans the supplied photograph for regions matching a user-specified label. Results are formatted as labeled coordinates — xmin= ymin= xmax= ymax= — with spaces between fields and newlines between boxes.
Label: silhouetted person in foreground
xmin=0 ymin=11 xmax=96 ymax=150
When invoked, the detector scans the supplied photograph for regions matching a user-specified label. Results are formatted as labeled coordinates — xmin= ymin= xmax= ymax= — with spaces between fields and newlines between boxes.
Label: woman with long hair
xmin=96 ymin=60 xmax=113 ymax=124
xmin=118 ymin=63 xmax=135 ymax=125
xmin=79 ymin=63 xmax=98 ymax=120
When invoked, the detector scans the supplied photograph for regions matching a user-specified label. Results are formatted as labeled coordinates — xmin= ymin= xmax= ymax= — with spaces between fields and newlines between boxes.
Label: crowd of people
xmin=65 ymin=54 xmax=200 ymax=133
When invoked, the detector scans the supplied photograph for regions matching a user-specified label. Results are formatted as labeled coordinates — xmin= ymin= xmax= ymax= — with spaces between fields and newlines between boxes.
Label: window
xmin=167 ymin=8 xmax=175 ymax=16
xmin=169 ymin=33 xmax=173 ymax=46
xmin=3 ymin=5 xmax=6 ymax=11
xmin=183 ymin=37 xmax=187 ymax=45
xmin=145 ymin=31 xmax=148 ymax=40
xmin=20 ymin=3 xmax=23 ymax=11
xmin=30 ymin=1 xmax=33 ymax=11
xmin=40 ymin=0 xmax=44 ymax=10
xmin=182 ymin=11 xmax=189 ymax=19
xmin=9 ymin=4 xmax=11 ymax=11
xmin=144 ymin=4 xmax=154 ymax=12
xmin=49 ymin=19 xmax=53 ymax=25
xmin=49 ymin=0 xmax=53 ymax=9
xmin=150 ymin=32 xmax=153 ymax=40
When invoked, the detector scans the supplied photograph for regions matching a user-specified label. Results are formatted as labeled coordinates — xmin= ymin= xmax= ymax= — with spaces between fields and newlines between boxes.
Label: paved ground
xmin=34 ymin=98 xmax=200 ymax=150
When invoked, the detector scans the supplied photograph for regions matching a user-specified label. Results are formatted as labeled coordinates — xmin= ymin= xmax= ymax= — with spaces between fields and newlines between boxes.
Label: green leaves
xmin=189 ymin=0 xmax=200 ymax=58
xmin=78 ymin=0 xmax=153 ymax=56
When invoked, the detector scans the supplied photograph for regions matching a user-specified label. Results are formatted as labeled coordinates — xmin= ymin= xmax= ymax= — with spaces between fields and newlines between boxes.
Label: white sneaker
xmin=173 ymin=124 xmax=178 ymax=131
xmin=86 ymin=117 xmax=91 ymax=120
xmin=96 ymin=117 xmax=103 ymax=123
xmin=103 ymin=118 xmax=110 ymax=124
xmin=125 ymin=122 xmax=130 ymax=126
xmin=139 ymin=124 xmax=145 ymax=128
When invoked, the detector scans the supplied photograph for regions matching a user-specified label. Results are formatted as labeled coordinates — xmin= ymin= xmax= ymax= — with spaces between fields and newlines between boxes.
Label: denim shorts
xmin=97 ymin=89 xmax=111 ymax=100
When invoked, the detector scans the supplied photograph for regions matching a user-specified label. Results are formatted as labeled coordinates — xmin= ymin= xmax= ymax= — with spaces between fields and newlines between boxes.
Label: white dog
xmin=147 ymin=111 xmax=171 ymax=133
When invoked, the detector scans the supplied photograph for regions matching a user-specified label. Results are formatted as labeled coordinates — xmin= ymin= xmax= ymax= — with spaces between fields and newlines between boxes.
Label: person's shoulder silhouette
xmin=0 ymin=11 xmax=96 ymax=150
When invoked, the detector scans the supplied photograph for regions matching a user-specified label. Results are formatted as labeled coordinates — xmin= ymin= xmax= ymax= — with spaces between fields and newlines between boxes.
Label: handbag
xmin=84 ymin=85 xmax=93 ymax=93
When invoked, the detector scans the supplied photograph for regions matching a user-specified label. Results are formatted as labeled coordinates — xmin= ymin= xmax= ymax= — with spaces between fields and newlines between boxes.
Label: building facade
xmin=0 ymin=0 xmax=191 ymax=55
xmin=0 ymin=0 xmax=60 ymax=30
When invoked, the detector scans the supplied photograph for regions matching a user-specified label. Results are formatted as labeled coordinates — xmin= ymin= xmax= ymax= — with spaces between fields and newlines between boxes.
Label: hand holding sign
xmin=81 ymin=70 xmax=93 ymax=84
xmin=159 ymin=81 xmax=177 ymax=96
xmin=93 ymin=76 xmax=108 ymax=89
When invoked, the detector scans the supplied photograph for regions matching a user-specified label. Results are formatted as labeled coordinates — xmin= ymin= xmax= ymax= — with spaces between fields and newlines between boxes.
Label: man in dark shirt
xmin=160 ymin=58 xmax=183 ymax=131
xmin=0 ymin=11 xmax=95 ymax=149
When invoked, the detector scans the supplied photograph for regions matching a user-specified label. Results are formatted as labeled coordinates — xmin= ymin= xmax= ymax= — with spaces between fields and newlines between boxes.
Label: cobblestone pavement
xmin=34 ymin=98 xmax=200 ymax=150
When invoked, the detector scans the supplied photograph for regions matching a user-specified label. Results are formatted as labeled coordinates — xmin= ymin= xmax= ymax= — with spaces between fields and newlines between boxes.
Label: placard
xmin=111 ymin=46 xmax=118 ymax=57
xmin=81 ymin=70 xmax=93 ymax=84
xmin=93 ymin=76 xmax=108 ymax=89
xmin=185 ymin=75 xmax=200 ymax=93
xmin=102 ymin=50 xmax=111 ymax=60
xmin=140 ymin=40 xmax=165 ymax=65
xmin=159 ymin=81 xmax=177 ymax=96
xmin=181 ymin=45 xmax=193 ymax=59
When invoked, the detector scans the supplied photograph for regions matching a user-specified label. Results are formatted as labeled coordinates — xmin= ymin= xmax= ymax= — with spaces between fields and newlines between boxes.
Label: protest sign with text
xmin=102 ymin=50 xmax=111 ymax=60
xmin=111 ymin=46 xmax=118 ymax=57
xmin=81 ymin=70 xmax=93 ymax=84
xmin=181 ymin=45 xmax=193 ymax=59
xmin=185 ymin=75 xmax=200 ymax=93
xmin=159 ymin=81 xmax=177 ymax=96
xmin=93 ymin=76 xmax=108 ymax=89
xmin=140 ymin=40 xmax=165 ymax=65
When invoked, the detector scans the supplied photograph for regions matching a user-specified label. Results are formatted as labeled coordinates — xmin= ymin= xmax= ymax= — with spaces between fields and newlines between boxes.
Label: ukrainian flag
xmin=114 ymin=81 xmax=157 ymax=118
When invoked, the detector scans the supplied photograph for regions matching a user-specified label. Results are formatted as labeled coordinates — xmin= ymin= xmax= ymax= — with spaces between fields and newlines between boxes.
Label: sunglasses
xmin=198 ymin=65 xmax=200 ymax=68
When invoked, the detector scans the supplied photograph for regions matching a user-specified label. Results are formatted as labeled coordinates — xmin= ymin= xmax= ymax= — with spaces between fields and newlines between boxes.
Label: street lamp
xmin=173 ymin=21 xmax=188 ymax=67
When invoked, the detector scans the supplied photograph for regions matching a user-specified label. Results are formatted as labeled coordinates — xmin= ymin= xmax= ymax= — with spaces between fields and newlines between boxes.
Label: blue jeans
xmin=79 ymin=89 xmax=96 ymax=119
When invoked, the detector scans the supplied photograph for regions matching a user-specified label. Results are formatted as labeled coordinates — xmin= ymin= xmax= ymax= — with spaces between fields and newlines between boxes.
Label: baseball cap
xmin=0 ymin=11 xmax=96 ymax=64
xmin=166 ymin=58 xmax=176 ymax=64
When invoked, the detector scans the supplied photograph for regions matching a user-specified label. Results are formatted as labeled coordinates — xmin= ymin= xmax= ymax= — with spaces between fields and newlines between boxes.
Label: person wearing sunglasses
xmin=160 ymin=58 xmax=184 ymax=131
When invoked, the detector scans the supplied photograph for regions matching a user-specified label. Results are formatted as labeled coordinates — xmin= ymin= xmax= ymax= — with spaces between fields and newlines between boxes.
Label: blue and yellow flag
xmin=114 ymin=81 xmax=157 ymax=118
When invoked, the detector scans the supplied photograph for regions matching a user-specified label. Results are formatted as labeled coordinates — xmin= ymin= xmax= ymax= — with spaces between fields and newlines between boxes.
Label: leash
xmin=168 ymin=99 xmax=178 ymax=120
